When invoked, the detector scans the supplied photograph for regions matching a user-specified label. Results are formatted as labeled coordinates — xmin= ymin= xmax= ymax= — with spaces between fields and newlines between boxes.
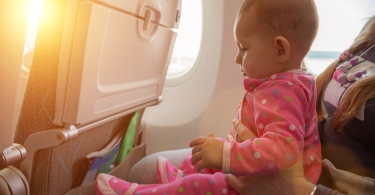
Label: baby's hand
xmin=233 ymin=119 xmax=257 ymax=141
xmin=189 ymin=136 xmax=224 ymax=172
xmin=207 ymin=132 xmax=214 ymax=138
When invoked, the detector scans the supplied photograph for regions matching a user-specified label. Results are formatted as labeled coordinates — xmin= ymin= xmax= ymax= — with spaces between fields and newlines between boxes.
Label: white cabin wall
xmin=0 ymin=1 xmax=29 ymax=151
xmin=199 ymin=0 xmax=245 ymax=139
xmin=142 ymin=0 xmax=244 ymax=155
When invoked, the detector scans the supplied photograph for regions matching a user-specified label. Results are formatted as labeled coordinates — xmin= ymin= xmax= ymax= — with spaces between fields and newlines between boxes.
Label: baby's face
xmin=233 ymin=10 xmax=280 ymax=79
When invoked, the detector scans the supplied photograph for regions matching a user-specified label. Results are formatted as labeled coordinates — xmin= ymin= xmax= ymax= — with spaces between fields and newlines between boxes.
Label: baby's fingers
xmin=189 ymin=136 xmax=209 ymax=147
xmin=191 ymin=150 xmax=203 ymax=166
xmin=195 ymin=160 xmax=207 ymax=172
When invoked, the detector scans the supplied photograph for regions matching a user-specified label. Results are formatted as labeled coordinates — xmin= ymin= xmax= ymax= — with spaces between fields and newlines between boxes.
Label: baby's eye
xmin=238 ymin=46 xmax=246 ymax=51
xmin=237 ymin=43 xmax=247 ymax=52
xmin=240 ymin=48 xmax=247 ymax=52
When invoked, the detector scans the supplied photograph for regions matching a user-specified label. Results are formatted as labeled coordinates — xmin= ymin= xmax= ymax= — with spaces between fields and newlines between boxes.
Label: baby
xmin=96 ymin=0 xmax=321 ymax=194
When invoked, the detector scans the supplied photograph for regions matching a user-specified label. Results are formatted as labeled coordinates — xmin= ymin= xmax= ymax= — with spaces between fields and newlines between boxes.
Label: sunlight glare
xmin=25 ymin=0 xmax=43 ymax=52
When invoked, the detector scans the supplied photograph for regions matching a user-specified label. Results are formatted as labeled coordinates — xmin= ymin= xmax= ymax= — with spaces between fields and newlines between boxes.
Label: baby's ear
xmin=274 ymin=36 xmax=290 ymax=62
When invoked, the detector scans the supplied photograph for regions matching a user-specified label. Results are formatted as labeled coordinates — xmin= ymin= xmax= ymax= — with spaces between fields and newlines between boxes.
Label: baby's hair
xmin=316 ymin=16 xmax=375 ymax=131
xmin=239 ymin=0 xmax=319 ymax=55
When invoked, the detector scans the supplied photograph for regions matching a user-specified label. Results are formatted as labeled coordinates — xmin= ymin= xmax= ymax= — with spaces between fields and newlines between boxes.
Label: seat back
xmin=13 ymin=0 xmax=180 ymax=194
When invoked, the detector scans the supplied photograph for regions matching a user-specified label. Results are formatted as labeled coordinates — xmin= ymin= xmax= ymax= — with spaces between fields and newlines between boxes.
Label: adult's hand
xmin=225 ymin=155 xmax=315 ymax=195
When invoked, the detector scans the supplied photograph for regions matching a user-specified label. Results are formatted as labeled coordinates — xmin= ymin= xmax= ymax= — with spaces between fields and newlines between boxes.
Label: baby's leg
xmin=97 ymin=172 xmax=238 ymax=195
xmin=128 ymin=148 xmax=192 ymax=184
xmin=157 ymin=155 xmax=218 ymax=184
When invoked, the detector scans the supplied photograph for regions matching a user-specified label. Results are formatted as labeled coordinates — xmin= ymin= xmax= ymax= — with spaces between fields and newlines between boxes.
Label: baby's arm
xmin=232 ymin=119 xmax=257 ymax=141
xmin=189 ymin=114 xmax=258 ymax=172
xmin=189 ymin=119 xmax=260 ymax=173
xmin=225 ymin=82 xmax=314 ymax=176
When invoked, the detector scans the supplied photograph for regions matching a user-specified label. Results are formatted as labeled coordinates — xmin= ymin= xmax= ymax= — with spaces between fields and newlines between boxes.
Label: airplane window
xmin=305 ymin=0 xmax=375 ymax=75
xmin=166 ymin=0 xmax=202 ymax=83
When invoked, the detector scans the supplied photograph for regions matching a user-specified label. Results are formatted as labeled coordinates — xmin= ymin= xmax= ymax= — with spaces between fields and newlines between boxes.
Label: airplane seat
xmin=6 ymin=0 xmax=180 ymax=194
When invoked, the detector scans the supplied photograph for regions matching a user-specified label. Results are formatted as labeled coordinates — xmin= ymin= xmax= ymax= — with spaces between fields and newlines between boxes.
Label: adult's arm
xmin=225 ymin=174 xmax=345 ymax=195
xmin=227 ymin=120 xmax=344 ymax=195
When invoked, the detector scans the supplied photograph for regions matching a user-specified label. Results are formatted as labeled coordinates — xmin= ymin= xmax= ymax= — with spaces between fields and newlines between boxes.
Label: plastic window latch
xmin=143 ymin=10 xmax=152 ymax=31
xmin=139 ymin=5 xmax=160 ymax=39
